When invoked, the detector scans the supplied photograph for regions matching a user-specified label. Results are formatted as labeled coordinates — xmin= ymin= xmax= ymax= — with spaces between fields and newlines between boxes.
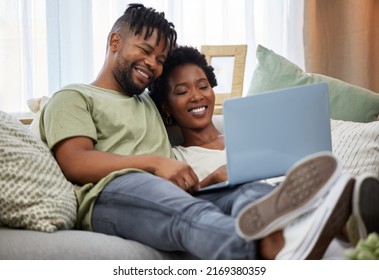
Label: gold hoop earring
xmin=165 ymin=113 xmax=173 ymax=126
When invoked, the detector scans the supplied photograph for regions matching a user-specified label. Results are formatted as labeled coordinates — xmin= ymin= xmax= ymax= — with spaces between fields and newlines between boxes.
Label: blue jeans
xmin=92 ymin=172 xmax=274 ymax=259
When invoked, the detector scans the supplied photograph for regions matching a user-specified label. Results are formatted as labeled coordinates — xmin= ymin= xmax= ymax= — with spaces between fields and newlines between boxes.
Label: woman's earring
xmin=165 ymin=113 xmax=173 ymax=126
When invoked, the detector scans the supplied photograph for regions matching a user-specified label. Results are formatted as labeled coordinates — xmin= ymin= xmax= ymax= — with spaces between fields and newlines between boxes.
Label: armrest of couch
xmin=0 ymin=227 xmax=192 ymax=260
xmin=8 ymin=112 xmax=34 ymax=125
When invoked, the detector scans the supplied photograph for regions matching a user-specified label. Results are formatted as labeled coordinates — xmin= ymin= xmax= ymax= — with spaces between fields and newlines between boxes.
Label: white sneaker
xmin=276 ymin=173 xmax=354 ymax=260
xmin=236 ymin=151 xmax=342 ymax=240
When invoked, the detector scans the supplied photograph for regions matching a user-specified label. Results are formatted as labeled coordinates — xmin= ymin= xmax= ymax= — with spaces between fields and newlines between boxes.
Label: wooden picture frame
xmin=201 ymin=45 xmax=247 ymax=114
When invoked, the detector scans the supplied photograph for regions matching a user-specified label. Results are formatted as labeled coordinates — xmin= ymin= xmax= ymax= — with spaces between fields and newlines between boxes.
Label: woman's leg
xmin=91 ymin=172 xmax=257 ymax=259
xmin=195 ymin=182 xmax=275 ymax=217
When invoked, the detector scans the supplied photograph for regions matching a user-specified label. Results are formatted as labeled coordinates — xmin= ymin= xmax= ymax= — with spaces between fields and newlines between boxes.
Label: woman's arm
xmin=199 ymin=165 xmax=227 ymax=188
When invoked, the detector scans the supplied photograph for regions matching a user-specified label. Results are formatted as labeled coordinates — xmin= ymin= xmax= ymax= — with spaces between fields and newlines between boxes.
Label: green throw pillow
xmin=248 ymin=45 xmax=379 ymax=123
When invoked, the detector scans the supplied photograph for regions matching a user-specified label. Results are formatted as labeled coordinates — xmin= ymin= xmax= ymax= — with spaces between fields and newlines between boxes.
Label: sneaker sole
xmin=305 ymin=177 xmax=354 ymax=259
xmin=353 ymin=175 xmax=379 ymax=239
xmin=236 ymin=152 xmax=340 ymax=240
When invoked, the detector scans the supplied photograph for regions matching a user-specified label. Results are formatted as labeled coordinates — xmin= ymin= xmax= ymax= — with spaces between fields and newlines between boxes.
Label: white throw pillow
xmin=168 ymin=116 xmax=378 ymax=177
xmin=331 ymin=119 xmax=379 ymax=177
xmin=0 ymin=111 xmax=77 ymax=232
xmin=27 ymin=96 xmax=50 ymax=138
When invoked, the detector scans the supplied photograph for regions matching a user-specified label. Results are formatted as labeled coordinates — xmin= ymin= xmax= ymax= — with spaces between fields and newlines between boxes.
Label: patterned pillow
xmin=331 ymin=119 xmax=379 ymax=177
xmin=177 ymin=116 xmax=378 ymax=177
xmin=0 ymin=111 xmax=77 ymax=232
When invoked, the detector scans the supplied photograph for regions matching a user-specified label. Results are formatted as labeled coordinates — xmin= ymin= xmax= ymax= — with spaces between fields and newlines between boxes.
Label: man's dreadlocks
xmin=109 ymin=3 xmax=177 ymax=52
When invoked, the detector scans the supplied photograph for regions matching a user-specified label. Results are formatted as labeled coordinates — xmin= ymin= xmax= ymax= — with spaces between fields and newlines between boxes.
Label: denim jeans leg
xmin=195 ymin=181 xmax=275 ymax=217
xmin=91 ymin=172 xmax=258 ymax=259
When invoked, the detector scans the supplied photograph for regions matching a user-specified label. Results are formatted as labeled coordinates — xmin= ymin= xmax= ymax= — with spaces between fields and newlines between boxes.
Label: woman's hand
xmin=199 ymin=165 xmax=227 ymax=189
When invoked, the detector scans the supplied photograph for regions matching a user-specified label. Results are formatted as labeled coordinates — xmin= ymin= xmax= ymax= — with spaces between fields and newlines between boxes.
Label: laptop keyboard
xmin=259 ymin=176 xmax=285 ymax=187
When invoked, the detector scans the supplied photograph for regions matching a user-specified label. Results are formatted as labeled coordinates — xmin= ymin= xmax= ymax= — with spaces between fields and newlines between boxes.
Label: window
xmin=0 ymin=0 xmax=48 ymax=113
xmin=0 ymin=0 xmax=304 ymax=113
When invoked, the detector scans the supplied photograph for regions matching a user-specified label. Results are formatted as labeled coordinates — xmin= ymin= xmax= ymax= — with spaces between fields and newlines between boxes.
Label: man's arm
xmin=53 ymin=136 xmax=200 ymax=192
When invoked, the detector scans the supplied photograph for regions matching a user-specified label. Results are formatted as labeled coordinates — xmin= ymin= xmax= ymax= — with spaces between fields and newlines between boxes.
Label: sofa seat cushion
xmin=0 ymin=227 xmax=191 ymax=260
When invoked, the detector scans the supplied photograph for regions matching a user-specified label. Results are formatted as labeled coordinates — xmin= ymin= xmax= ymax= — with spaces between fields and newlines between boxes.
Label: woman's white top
xmin=172 ymin=146 xmax=226 ymax=181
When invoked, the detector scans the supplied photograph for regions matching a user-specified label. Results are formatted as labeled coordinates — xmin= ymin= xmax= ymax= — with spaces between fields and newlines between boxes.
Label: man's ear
xmin=109 ymin=32 xmax=121 ymax=52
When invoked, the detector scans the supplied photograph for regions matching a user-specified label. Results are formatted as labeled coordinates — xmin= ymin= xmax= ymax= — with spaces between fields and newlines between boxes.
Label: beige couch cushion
xmin=0 ymin=111 xmax=77 ymax=232
xmin=171 ymin=116 xmax=379 ymax=177
xmin=331 ymin=119 xmax=379 ymax=177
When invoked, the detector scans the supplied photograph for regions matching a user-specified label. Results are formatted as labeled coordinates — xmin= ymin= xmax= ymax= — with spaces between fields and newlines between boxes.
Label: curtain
xmin=91 ymin=0 xmax=255 ymax=96
xmin=303 ymin=0 xmax=379 ymax=92
xmin=0 ymin=0 xmax=48 ymax=113
xmin=82 ymin=0 xmax=306 ymax=99
xmin=0 ymin=0 xmax=304 ymax=112
xmin=251 ymin=0 xmax=305 ymax=69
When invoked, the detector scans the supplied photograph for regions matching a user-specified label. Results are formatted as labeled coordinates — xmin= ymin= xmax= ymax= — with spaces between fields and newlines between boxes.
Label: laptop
xmin=198 ymin=83 xmax=332 ymax=192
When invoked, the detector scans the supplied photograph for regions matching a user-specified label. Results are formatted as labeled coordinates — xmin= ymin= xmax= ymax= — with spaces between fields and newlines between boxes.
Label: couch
xmin=0 ymin=109 xmax=196 ymax=260
xmin=1 ymin=45 xmax=378 ymax=260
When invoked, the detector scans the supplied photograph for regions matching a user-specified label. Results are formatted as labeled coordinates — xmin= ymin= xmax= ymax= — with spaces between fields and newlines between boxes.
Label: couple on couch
xmin=39 ymin=3 xmax=379 ymax=260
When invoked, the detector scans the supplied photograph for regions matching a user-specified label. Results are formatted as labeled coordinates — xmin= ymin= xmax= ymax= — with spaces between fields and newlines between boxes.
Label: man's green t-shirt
xmin=40 ymin=84 xmax=173 ymax=231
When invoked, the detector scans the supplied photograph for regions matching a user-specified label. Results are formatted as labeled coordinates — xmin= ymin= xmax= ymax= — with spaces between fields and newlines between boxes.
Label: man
xmin=40 ymin=4 xmax=353 ymax=259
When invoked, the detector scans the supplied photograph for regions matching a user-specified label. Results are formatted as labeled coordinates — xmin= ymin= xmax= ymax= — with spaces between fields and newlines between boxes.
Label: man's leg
xmin=91 ymin=172 xmax=257 ymax=259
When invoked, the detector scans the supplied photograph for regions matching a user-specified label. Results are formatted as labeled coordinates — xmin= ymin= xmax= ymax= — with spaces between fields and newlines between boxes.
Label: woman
xmin=149 ymin=46 xmax=354 ymax=259
xmin=150 ymin=46 xmax=227 ymax=189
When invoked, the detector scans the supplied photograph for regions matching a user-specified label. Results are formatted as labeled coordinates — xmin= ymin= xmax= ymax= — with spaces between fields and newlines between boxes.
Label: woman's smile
xmin=188 ymin=105 xmax=208 ymax=115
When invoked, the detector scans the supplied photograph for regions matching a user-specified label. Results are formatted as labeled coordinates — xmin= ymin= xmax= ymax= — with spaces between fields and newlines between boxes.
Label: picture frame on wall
xmin=201 ymin=45 xmax=247 ymax=114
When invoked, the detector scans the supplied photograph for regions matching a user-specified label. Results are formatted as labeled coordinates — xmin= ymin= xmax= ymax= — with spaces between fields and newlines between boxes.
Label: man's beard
xmin=113 ymin=57 xmax=146 ymax=97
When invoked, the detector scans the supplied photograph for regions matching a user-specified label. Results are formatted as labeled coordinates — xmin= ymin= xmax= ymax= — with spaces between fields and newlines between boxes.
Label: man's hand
xmin=152 ymin=157 xmax=200 ymax=193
